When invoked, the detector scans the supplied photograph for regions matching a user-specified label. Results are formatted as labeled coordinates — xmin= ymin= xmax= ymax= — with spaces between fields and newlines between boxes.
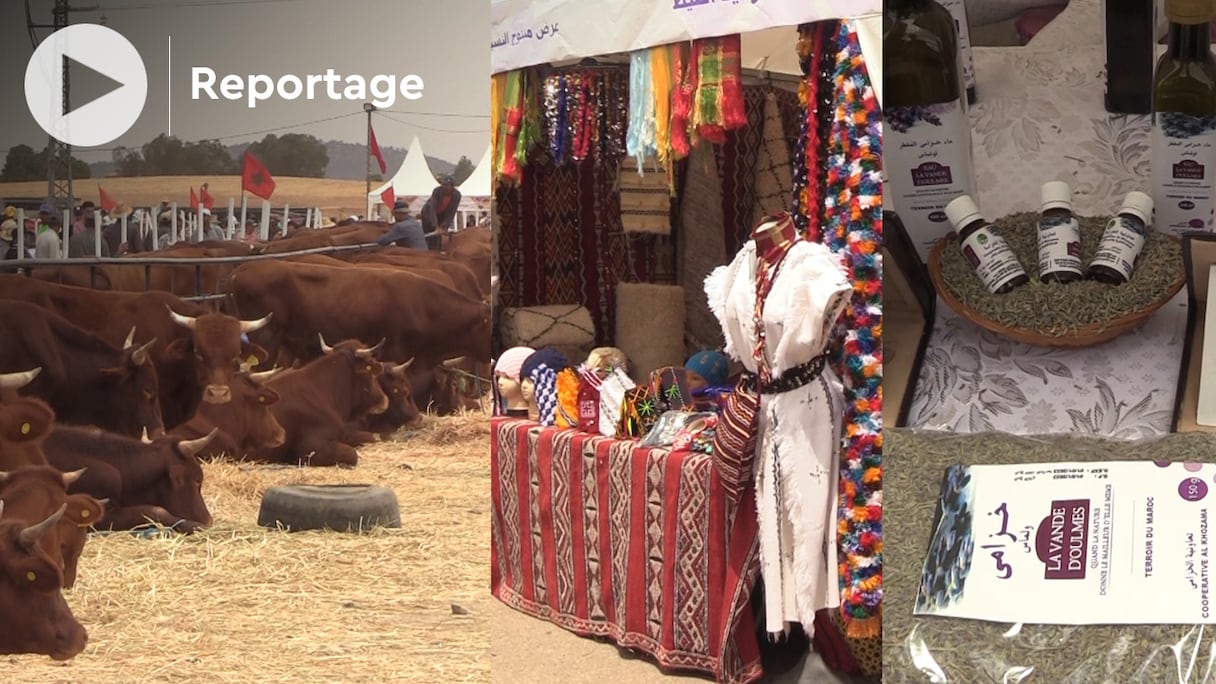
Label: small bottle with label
xmin=1087 ymin=191 xmax=1155 ymax=285
xmin=945 ymin=195 xmax=1030 ymax=295
xmin=1038 ymin=181 xmax=1084 ymax=284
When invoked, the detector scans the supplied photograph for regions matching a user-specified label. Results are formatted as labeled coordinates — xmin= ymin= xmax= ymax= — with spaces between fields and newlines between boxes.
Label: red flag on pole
xmin=241 ymin=151 xmax=277 ymax=200
xmin=98 ymin=185 xmax=117 ymax=212
xmin=369 ymin=123 xmax=388 ymax=175
xmin=190 ymin=187 xmax=199 ymax=209
xmin=200 ymin=183 xmax=216 ymax=210
xmin=380 ymin=186 xmax=396 ymax=210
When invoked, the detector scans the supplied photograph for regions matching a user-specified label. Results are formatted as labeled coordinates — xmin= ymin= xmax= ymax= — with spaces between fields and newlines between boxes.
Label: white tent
xmin=369 ymin=136 xmax=439 ymax=205
xmin=457 ymin=147 xmax=492 ymax=198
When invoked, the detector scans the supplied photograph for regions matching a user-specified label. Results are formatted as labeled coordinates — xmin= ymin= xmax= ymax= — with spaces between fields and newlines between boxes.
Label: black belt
xmin=741 ymin=353 xmax=830 ymax=395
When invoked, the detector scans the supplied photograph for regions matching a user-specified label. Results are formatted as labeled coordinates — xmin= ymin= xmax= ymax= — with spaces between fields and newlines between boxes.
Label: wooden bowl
xmin=927 ymin=233 xmax=1184 ymax=348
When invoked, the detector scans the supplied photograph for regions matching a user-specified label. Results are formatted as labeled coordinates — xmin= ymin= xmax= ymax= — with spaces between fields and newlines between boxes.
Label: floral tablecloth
xmin=907 ymin=2 xmax=1190 ymax=438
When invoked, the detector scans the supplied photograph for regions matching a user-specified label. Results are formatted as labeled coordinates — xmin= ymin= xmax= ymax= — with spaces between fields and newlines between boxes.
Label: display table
xmin=490 ymin=418 xmax=763 ymax=684
xmin=907 ymin=0 xmax=1189 ymax=438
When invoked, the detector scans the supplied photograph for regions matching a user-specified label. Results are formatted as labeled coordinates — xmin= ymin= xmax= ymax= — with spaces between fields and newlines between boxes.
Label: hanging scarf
xmin=819 ymin=20 xmax=882 ymax=639
xmin=669 ymin=41 xmax=698 ymax=159
xmin=791 ymin=23 xmax=822 ymax=236
xmin=490 ymin=73 xmax=506 ymax=181
xmin=544 ymin=74 xmax=571 ymax=164
xmin=497 ymin=70 xmax=525 ymax=184
xmin=626 ymin=50 xmax=656 ymax=172
xmin=650 ymin=44 xmax=674 ymax=189
xmin=691 ymin=34 xmax=746 ymax=144
xmin=517 ymin=70 xmax=542 ymax=169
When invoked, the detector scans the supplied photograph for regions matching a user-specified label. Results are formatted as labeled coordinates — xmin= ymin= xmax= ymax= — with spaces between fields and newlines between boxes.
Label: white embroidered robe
xmin=704 ymin=238 xmax=851 ymax=638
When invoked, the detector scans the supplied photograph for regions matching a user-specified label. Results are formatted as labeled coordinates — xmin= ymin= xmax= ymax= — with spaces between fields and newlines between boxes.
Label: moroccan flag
xmin=200 ymin=184 xmax=216 ymax=209
xmin=241 ymin=151 xmax=277 ymax=200
xmin=369 ymin=123 xmax=387 ymax=175
xmin=380 ymin=186 xmax=395 ymax=210
xmin=190 ymin=187 xmax=200 ymax=210
xmin=98 ymin=185 xmax=117 ymax=212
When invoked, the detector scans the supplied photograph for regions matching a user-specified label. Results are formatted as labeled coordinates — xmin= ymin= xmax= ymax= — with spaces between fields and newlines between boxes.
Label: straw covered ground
xmin=8 ymin=413 xmax=491 ymax=684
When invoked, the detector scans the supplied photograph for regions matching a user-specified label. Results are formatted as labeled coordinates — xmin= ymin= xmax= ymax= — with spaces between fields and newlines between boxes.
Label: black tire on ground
xmin=257 ymin=484 xmax=401 ymax=532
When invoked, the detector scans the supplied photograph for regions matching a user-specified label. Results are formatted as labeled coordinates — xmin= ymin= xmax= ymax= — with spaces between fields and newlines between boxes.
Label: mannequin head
xmin=492 ymin=346 xmax=535 ymax=415
xmin=753 ymin=213 xmax=798 ymax=253
xmin=520 ymin=377 xmax=538 ymax=421
xmin=684 ymin=350 xmax=729 ymax=391
xmin=586 ymin=347 xmax=628 ymax=377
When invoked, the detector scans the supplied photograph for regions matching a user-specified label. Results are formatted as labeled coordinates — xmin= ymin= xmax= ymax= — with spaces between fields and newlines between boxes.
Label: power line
xmin=100 ymin=0 xmax=311 ymax=10
xmin=374 ymin=110 xmax=483 ymax=133
xmin=381 ymin=110 xmax=489 ymax=120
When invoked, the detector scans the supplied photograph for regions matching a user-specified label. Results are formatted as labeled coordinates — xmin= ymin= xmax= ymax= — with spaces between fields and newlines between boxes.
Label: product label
xmin=1090 ymin=215 xmax=1148 ymax=279
xmin=886 ymin=99 xmax=976 ymax=261
xmin=940 ymin=0 xmax=976 ymax=92
xmin=960 ymin=226 xmax=1026 ymax=293
xmin=1037 ymin=214 xmax=1083 ymax=277
xmin=1152 ymin=111 xmax=1216 ymax=233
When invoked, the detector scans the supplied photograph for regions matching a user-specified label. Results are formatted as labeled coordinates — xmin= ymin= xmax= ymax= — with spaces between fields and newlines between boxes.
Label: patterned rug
xmin=712 ymin=87 xmax=804 ymax=257
xmin=490 ymin=419 xmax=763 ymax=684
xmin=495 ymin=154 xmax=676 ymax=347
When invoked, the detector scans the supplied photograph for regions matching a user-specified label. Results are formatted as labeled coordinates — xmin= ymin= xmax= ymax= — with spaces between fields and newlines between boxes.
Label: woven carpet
xmin=495 ymin=156 xmax=677 ymax=347
xmin=490 ymin=418 xmax=763 ymax=683
xmin=712 ymin=87 xmax=804 ymax=257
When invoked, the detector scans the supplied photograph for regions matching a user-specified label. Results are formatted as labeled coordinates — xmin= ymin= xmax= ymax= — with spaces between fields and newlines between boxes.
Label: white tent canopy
xmin=369 ymin=136 xmax=439 ymax=201
xmin=457 ymin=147 xmax=492 ymax=198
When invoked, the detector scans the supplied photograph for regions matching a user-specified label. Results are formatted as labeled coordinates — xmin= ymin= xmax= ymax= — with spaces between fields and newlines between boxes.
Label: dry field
xmin=0 ymin=176 xmax=378 ymax=220
xmin=6 ymin=413 xmax=491 ymax=684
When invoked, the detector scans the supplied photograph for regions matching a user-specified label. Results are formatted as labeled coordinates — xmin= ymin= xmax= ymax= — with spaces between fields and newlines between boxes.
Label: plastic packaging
xmin=885 ymin=427 xmax=1216 ymax=683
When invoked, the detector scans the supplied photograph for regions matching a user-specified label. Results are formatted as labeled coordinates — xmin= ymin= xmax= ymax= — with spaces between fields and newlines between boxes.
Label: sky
xmin=0 ymin=0 xmax=489 ymax=167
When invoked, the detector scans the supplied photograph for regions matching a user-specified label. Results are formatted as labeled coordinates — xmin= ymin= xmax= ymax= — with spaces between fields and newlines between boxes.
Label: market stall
xmin=885 ymin=0 xmax=1216 ymax=679
xmin=489 ymin=1 xmax=882 ymax=681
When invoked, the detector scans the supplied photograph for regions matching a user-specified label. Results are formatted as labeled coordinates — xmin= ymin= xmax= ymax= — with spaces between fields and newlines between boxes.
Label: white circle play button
xmin=24 ymin=24 xmax=148 ymax=148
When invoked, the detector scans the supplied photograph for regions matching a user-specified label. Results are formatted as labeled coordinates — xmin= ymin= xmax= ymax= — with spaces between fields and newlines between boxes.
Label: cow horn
xmin=177 ymin=428 xmax=219 ymax=458
xmin=131 ymin=338 xmax=157 ymax=367
xmin=318 ymin=334 xmax=335 ymax=354
xmin=166 ymin=306 xmax=198 ymax=330
xmin=96 ymin=498 xmax=109 ymax=507
xmin=0 ymin=500 xmax=4 ymax=518
xmin=355 ymin=338 xmax=385 ymax=358
xmin=248 ymin=368 xmax=280 ymax=382
xmin=140 ymin=427 xmax=152 ymax=444
xmin=0 ymin=367 xmax=42 ymax=390
xmin=0 ymin=472 xmax=8 ymax=484
xmin=123 ymin=326 xmax=137 ymax=349
xmin=393 ymin=358 xmax=415 ymax=374
xmin=19 ymin=503 xmax=66 ymax=546
xmin=61 ymin=468 xmax=87 ymax=487
xmin=240 ymin=312 xmax=273 ymax=333
xmin=442 ymin=356 xmax=468 ymax=369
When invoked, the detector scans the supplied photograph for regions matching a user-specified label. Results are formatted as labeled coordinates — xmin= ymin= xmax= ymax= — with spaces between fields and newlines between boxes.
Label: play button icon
xmin=24 ymin=24 xmax=148 ymax=148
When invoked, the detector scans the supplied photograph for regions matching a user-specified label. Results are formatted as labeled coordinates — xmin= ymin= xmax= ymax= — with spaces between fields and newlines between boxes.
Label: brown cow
xmin=0 ymin=277 xmax=211 ymax=427
xmin=0 ymin=397 xmax=55 ymax=469
xmin=360 ymin=360 xmax=422 ymax=438
xmin=168 ymin=370 xmax=286 ymax=459
xmin=0 ymin=302 xmax=163 ymax=438
xmin=347 ymin=247 xmax=486 ymax=298
xmin=228 ymin=260 xmax=492 ymax=370
xmin=0 ymin=501 xmax=87 ymax=660
xmin=44 ymin=427 xmax=216 ymax=533
xmin=248 ymin=338 xmax=389 ymax=467
xmin=163 ymin=308 xmax=272 ymax=407
xmin=257 ymin=221 xmax=387 ymax=254
xmin=445 ymin=228 xmax=491 ymax=295
xmin=0 ymin=467 xmax=104 ymax=589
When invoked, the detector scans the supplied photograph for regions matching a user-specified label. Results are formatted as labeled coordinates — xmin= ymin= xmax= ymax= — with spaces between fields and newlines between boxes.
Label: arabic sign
xmin=489 ymin=0 xmax=878 ymax=74
xmin=916 ymin=461 xmax=1216 ymax=625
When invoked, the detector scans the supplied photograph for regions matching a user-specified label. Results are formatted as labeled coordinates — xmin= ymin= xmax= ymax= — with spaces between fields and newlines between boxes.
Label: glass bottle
xmin=946 ymin=195 xmax=1029 ymax=295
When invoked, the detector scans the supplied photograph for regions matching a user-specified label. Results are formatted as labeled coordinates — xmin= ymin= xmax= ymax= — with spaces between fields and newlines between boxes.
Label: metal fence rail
xmin=0 ymin=242 xmax=382 ymax=302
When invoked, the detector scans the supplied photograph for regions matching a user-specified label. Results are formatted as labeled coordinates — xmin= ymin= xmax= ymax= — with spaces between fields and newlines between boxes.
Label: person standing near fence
xmin=377 ymin=200 xmax=427 ymax=250
xmin=34 ymin=204 xmax=61 ymax=259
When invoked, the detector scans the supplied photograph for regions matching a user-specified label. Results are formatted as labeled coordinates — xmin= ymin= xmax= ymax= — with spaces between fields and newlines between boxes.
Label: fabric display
xmin=648 ymin=366 xmax=694 ymax=412
xmin=671 ymin=413 xmax=717 ymax=454
xmin=520 ymin=347 xmax=571 ymax=427
xmin=617 ymin=385 xmax=660 ymax=439
xmin=595 ymin=367 xmax=635 ymax=437
xmin=638 ymin=410 xmax=716 ymax=448
xmin=809 ymin=20 xmax=883 ymax=641
xmin=554 ymin=368 xmax=582 ymax=429
xmin=705 ymin=210 xmax=852 ymax=640
xmin=576 ymin=366 xmax=602 ymax=433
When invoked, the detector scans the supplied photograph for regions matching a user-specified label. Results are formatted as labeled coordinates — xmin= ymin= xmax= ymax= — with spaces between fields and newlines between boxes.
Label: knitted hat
xmin=494 ymin=346 xmax=535 ymax=382
xmin=685 ymin=350 xmax=729 ymax=387
xmin=520 ymin=347 xmax=570 ymax=384
xmin=533 ymin=366 xmax=559 ymax=426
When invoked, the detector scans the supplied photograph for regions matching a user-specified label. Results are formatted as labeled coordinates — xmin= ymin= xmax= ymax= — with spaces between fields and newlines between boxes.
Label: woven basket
xmin=928 ymin=234 xmax=1185 ymax=348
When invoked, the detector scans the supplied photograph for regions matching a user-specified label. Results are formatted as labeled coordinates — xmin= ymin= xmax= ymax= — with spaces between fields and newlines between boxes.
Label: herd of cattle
xmin=0 ymin=221 xmax=492 ymax=660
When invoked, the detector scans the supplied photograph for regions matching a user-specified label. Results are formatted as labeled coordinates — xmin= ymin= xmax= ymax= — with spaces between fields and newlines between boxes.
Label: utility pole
xmin=27 ymin=0 xmax=101 ymax=217
xmin=364 ymin=102 xmax=376 ymax=217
